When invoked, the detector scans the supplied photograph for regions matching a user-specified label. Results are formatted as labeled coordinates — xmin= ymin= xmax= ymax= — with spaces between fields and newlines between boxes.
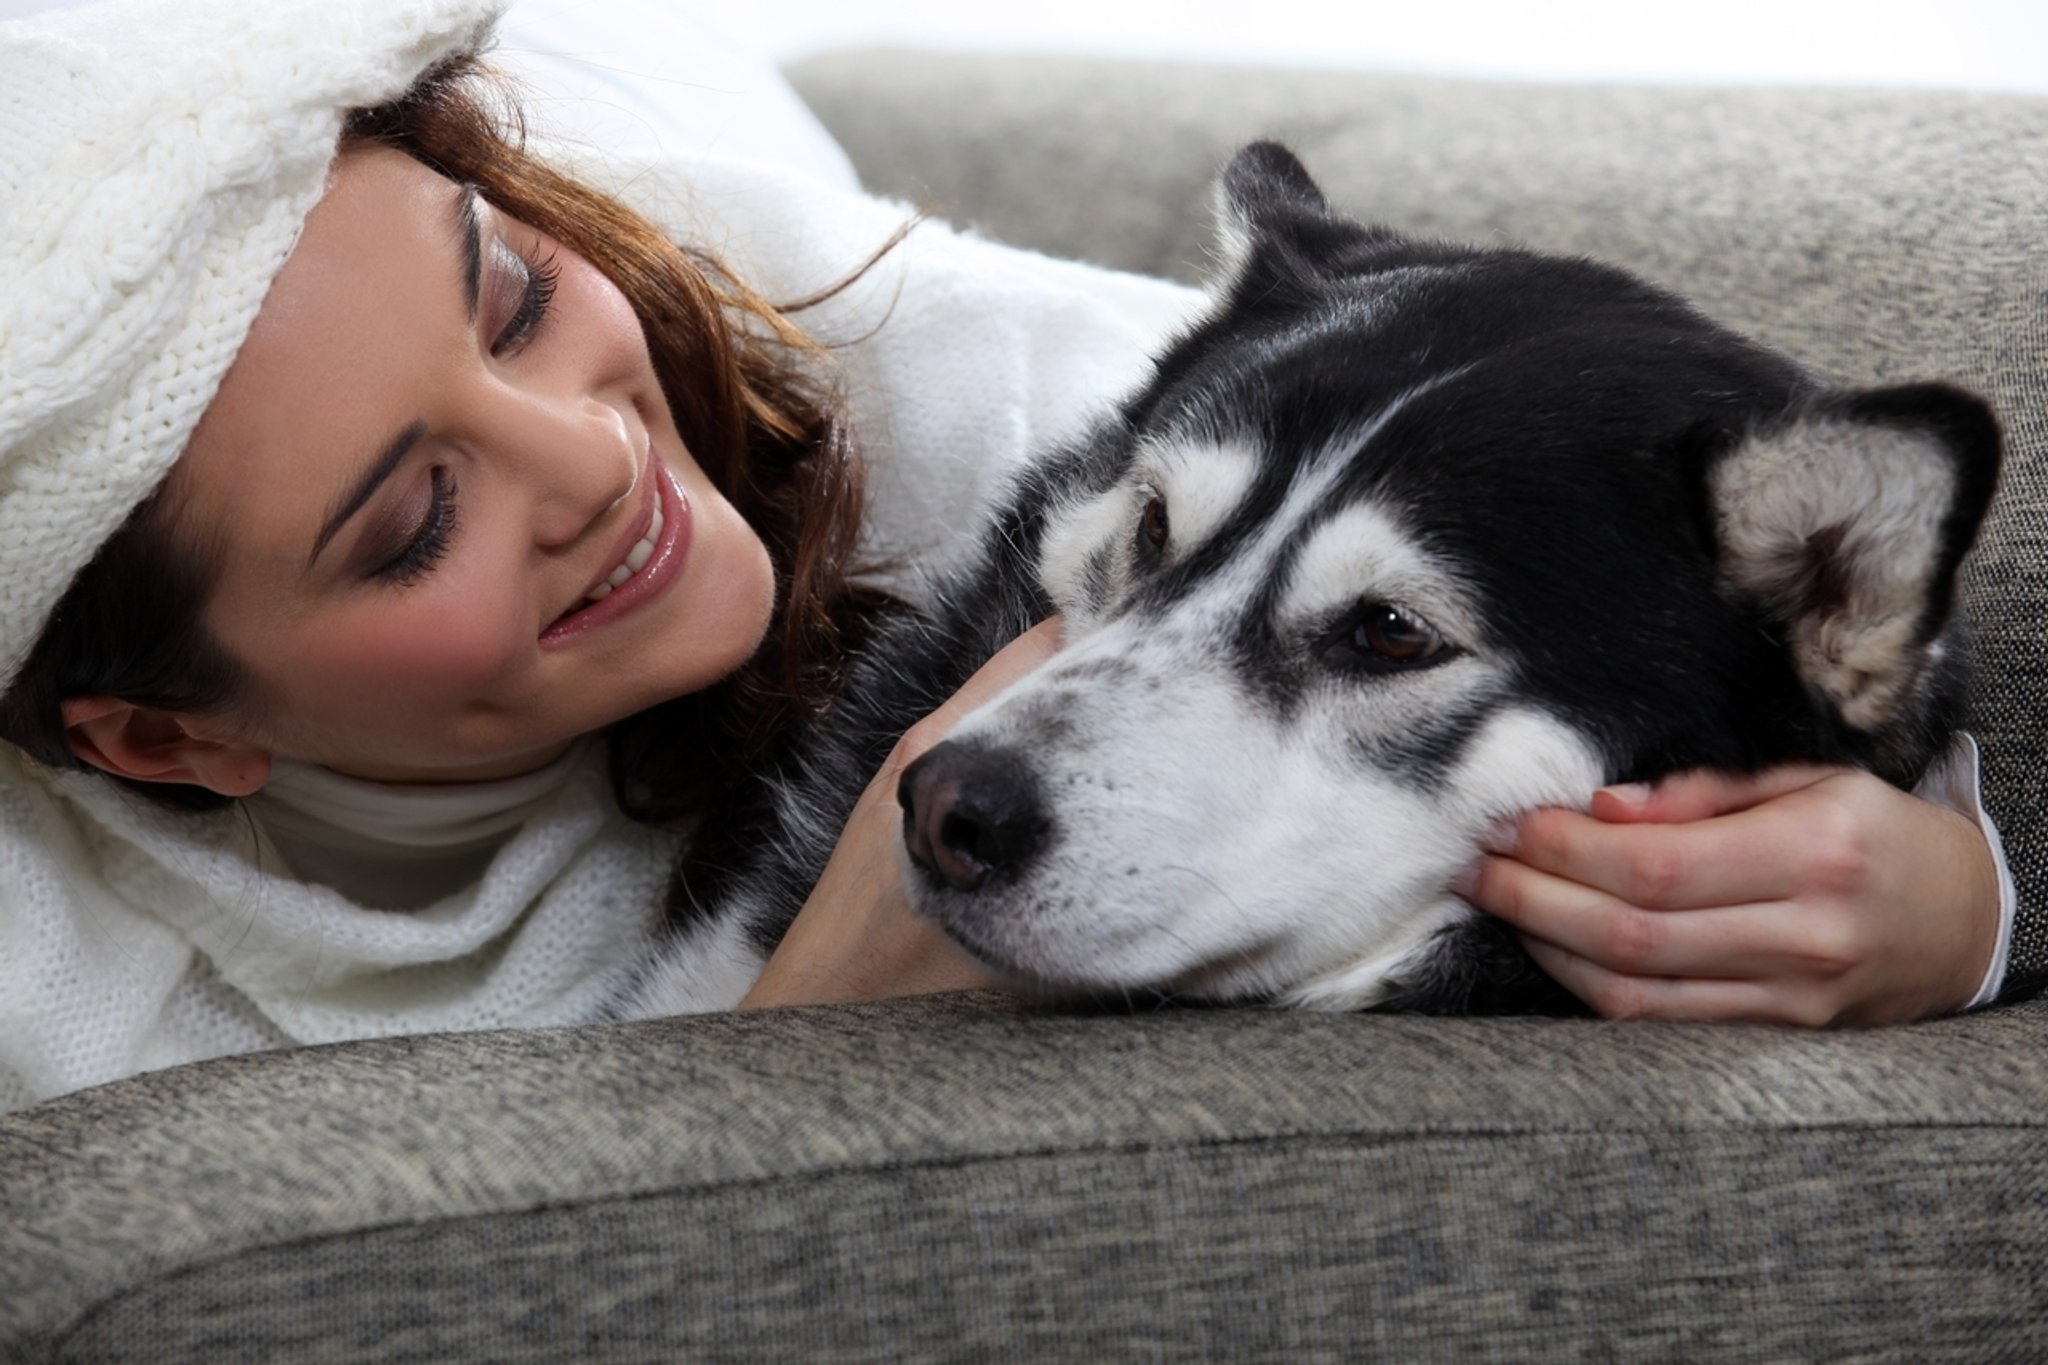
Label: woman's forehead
xmin=179 ymin=148 xmax=464 ymax=550
xmin=240 ymin=146 xmax=461 ymax=377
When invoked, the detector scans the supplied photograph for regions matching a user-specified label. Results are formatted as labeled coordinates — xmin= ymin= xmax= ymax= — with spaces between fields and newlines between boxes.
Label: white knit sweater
xmin=0 ymin=150 xmax=1204 ymax=1113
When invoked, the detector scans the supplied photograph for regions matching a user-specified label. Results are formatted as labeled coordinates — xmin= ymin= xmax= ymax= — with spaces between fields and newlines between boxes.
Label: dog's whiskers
xmin=1139 ymin=863 xmax=1273 ymax=1000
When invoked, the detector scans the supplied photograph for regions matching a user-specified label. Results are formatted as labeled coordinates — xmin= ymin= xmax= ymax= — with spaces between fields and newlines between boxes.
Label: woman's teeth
xmin=584 ymin=497 xmax=664 ymax=604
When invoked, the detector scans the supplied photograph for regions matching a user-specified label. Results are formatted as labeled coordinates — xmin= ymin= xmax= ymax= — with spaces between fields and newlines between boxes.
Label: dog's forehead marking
xmin=1038 ymin=478 xmax=1139 ymax=618
xmin=1277 ymin=500 xmax=1481 ymax=642
xmin=1035 ymin=435 xmax=1265 ymax=625
xmin=1172 ymin=369 xmax=1479 ymax=619
xmin=1043 ymin=370 xmax=1474 ymax=632
xmin=1137 ymin=436 xmax=1259 ymax=556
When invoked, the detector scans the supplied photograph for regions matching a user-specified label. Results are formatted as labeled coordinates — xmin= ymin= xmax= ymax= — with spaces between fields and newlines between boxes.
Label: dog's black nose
xmin=899 ymin=741 xmax=1051 ymax=892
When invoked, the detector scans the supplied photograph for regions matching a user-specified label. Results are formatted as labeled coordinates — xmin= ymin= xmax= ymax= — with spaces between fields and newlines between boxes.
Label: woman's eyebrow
xmin=308 ymin=421 xmax=428 ymax=569
xmin=305 ymin=184 xmax=480 ymax=571
xmin=454 ymin=181 xmax=481 ymax=321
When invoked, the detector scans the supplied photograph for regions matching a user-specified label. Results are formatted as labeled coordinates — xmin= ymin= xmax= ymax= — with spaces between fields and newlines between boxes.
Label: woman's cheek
xmin=310 ymin=591 xmax=531 ymax=711
xmin=400 ymin=592 xmax=532 ymax=696
xmin=557 ymin=248 xmax=648 ymax=383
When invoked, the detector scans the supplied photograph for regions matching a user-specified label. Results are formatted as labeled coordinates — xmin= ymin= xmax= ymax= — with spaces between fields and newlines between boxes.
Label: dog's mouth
xmin=934 ymin=903 xmax=1291 ymax=1004
xmin=907 ymin=846 xmax=1299 ymax=1004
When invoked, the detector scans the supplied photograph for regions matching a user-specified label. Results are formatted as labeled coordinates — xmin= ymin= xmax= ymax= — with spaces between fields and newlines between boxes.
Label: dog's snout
xmin=899 ymin=741 xmax=1051 ymax=892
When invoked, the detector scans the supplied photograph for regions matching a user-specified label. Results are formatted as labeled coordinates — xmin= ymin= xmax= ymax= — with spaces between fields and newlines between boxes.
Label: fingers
xmin=1520 ymin=937 xmax=1841 ymax=1028
xmin=1587 ymin=764 xmax=1846 ymax=824
xmin=1464 ymin=767 xmax=2001 ymax=1027
xmin=1466 ymin=852 xmax=1858 ymax=982
xmin=941 ymin=616 xmax=1064 ymax=715
xmin=1499 ymin=782 xmax=1869 ymax=912
xmin=896 ymin=616 xmax=1064 ymax=764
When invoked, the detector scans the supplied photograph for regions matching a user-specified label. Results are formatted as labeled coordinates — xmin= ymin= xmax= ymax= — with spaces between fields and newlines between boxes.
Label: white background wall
xmin=6 ymin=1 xmax=2045 ymax=93
xmin=734 ymin=0 xmax=2048 ymax=92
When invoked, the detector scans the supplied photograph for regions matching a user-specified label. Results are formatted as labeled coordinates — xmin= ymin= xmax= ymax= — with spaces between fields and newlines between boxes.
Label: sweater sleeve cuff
xmin=1911 ymin=732 xmax=2015 ymax=1008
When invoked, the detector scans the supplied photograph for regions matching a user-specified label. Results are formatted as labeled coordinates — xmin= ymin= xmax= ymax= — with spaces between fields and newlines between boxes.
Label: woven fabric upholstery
xmin=6 ymin=57 xmax=2047 ymax=1363
xmin=4 ymin=994 xmax=2046 ymax=1361
xmin=788 ymin=54 xmax=2048 ymax=989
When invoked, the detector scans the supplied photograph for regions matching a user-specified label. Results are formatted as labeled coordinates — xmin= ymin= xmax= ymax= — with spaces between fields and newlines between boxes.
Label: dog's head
xmin=900 ymin=142 xmax=2000 ymax=1010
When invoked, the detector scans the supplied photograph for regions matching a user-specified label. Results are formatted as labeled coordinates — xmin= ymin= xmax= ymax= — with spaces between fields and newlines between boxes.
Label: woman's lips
xmin=539 ymin=456 xmax=692 ymax=648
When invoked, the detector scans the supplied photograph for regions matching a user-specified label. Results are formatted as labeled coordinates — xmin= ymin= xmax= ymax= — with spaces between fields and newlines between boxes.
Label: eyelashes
xmin=369 ymin=237 xmax=556 ymax=586
xmin=373 ymin=465 xmax=459 ymax=586
xmin=492 ymin=244 xmax=559 ymax=357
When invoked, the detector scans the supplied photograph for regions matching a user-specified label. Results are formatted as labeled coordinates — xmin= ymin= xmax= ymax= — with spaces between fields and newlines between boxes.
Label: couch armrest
xmin=5 ymin=994 xmax=2046 ymax=1359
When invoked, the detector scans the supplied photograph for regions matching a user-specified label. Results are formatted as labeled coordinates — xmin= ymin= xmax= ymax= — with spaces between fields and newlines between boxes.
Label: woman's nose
xmin=495 ymin=393 xmax=643 ymax=551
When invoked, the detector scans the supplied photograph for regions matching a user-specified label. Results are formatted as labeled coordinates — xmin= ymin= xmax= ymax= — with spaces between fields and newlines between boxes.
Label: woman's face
xmin=177 ymin=144 xmax=775 ymax=783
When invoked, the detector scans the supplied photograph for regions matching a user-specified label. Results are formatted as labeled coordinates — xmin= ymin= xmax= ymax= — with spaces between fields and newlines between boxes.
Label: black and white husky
xmin=618 ymin=142 xmax=1999 ymax=1018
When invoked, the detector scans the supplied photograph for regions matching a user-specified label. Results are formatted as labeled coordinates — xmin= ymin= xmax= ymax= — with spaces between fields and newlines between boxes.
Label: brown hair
xmin=0 ymin=54 xmax=898 ymax=822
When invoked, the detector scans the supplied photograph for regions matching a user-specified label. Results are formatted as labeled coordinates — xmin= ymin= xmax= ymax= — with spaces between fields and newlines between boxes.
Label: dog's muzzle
xmin=898 ymin=740 xmax=1052 ymax=891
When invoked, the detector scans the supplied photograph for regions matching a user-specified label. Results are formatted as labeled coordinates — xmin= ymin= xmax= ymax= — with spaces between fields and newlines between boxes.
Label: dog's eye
xmin=1138 ymin=494 xmax=1171 ymax=555
xmin=1319 ymin=604 xmax=1449 ymax=673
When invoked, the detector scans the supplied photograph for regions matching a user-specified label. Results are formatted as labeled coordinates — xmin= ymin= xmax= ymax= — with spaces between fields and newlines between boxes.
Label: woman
xmin=0 ymin=0 xmax=2016 ymax=1111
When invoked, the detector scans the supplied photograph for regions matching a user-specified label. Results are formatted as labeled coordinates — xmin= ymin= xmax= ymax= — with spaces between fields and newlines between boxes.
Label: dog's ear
xmin=1703 ymin=381 xmax=1999 ymax=731
xmin=1210 ymin=141 xmax=1370 ymax=294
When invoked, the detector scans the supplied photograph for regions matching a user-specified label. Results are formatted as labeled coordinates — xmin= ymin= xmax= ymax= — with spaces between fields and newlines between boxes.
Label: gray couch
xmin=4 ymin=53 xmax=2045 ymax=1362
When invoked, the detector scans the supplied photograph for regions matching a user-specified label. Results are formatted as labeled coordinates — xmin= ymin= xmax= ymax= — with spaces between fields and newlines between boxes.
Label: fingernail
xmin=1448 ymin=862 xmax=1480 ymax=899
xmin=1480 ymin=818 xmax=1519 ymax=855
xmin=1598 ymin=782 xmax=1652 ymax=808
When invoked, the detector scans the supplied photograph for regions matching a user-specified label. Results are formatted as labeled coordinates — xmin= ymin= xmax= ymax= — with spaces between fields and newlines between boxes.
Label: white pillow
xmin=491 ymin=0 xmax=860 ymax=190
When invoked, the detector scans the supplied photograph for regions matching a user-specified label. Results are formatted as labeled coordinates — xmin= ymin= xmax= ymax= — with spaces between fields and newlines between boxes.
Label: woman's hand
xmin=1454 ymin=766 xmax=2002 ymax=1027
xmin=739 ymin=618 xmax=1063 ymax=1009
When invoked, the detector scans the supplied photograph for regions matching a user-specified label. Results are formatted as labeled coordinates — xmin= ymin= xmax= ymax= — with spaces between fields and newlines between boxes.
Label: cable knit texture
xmin=0 ymin=0 xmax=502 ymax=694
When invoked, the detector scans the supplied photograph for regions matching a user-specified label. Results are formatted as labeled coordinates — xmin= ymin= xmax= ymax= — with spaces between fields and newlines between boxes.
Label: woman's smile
xmin=541 ymin=450 xmax=694 ymax=647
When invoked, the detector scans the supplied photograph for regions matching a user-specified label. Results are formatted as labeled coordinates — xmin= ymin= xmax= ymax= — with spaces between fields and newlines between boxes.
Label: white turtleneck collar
xmin=244 ymin=743 xmax=592 ymax=909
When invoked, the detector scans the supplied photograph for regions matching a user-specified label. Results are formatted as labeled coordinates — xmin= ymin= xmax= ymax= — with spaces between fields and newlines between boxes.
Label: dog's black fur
xmin=635 ymin=142 xmax=1999 ymax=1017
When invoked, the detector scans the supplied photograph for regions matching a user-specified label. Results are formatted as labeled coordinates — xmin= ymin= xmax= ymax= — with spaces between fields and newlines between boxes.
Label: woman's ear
xmin=59 ymin=696 xmax=273 ymax=797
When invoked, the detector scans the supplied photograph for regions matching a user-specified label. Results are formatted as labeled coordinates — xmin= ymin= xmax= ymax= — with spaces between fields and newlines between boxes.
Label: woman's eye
xmin=373 ymin=466 xmax=459 ymax=586
xmin=1318 ymin=603 xmax=1450 ymax=673
xmin=1137 ymin=494 xmax=1170 ymax=555
xmin=490 ymin=239 xmax=560 ymax=357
